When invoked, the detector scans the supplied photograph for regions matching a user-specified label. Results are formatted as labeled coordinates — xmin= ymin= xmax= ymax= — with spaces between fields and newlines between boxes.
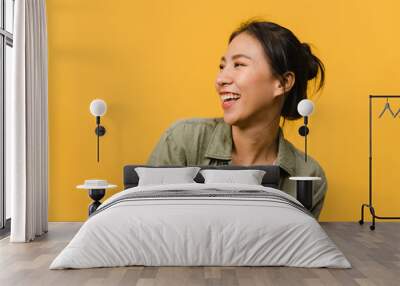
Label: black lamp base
xmin=88 ymin=189 xmax=105 ymax=215
xmin=296 ymin=181 xmax=313 ymax=210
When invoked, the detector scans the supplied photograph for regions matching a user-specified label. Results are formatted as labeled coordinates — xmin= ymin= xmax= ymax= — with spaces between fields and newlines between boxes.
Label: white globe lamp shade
xmin=297 ymin=99 xmax=314 ymax=117
xmin=90 ymin=99 xmax=107 ymax=117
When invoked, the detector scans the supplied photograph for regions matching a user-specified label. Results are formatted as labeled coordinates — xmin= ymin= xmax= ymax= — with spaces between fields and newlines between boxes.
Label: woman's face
xmin=215 ymin=32 xmax=283 ymax=127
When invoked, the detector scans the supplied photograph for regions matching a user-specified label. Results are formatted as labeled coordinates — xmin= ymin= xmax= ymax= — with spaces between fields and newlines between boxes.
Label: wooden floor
xmin=0 ymin=222 xmax=399 ymax=286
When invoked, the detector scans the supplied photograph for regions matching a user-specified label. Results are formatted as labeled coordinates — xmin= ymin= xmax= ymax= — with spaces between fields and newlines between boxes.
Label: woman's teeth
xmin=221 ymin=93 xmax=241 ymax=102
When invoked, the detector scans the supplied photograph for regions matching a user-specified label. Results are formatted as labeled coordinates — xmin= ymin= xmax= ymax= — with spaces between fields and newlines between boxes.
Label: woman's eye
xmin=219 ymin=63 xmax=245 ymax=70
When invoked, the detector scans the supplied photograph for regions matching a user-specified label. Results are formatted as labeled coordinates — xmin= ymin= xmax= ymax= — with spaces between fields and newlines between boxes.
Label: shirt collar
xmin=205 ymin=118 xmax=296 ymax=176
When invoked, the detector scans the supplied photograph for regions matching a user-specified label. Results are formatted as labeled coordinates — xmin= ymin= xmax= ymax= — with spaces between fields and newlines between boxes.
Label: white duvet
xmin=50 ymin=183 xmax=351 ymax=269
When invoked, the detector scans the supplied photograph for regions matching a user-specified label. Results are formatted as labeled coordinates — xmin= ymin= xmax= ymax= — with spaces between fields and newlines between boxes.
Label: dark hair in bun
xmin=302 ymin=42 xmax=324 ymax=82
xmin=229 ymin=20 xmax=325 ymax=120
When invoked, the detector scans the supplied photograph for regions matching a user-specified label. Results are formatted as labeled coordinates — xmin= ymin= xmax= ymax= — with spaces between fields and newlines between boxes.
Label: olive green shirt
xmin=147 ymin=117 xmax=327 ymax=220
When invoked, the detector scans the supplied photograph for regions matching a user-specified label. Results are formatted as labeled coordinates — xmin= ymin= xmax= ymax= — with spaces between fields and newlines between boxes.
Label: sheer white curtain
xmin=7 ymin=0 xmax=48 ymax=242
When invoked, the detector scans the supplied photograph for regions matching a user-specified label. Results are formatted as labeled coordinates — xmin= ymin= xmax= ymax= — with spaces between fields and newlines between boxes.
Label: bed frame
xmin=123 ymin=165 xmax=281 ymax=189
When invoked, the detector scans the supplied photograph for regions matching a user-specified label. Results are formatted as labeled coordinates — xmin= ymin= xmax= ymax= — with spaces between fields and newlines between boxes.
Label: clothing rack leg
xmin=370 ymin=206 xmax=376 ymax=230
xmin=359 ymin=204 xmax=366 ymax=225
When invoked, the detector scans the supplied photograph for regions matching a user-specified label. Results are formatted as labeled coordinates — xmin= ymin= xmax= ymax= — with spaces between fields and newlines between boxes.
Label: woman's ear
xmin=273 ymin=72 xmax=295 ymax=97
xmin=283 ymin=71 xmax=295 ymax=93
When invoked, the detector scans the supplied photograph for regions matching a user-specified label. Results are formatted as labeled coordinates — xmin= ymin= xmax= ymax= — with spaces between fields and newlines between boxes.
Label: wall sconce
xmin=292 ymin=99 xmax=320 ymax=211
xmin=89 ymin=99 xmax=107 ymax=162
xmin=297 ymin=99 xmax=315 ymax=163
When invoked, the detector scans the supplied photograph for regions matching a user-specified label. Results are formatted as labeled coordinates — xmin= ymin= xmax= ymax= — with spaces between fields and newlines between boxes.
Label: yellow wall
xmin=46 ymin=0 xmax=400 ymax=221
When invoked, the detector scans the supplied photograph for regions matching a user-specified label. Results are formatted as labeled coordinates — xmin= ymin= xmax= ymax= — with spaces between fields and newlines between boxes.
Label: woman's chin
xmin=223 ymin=113 xmax=240 ymax=126
xmin=223 ymin=112 xmax=255 ymax=128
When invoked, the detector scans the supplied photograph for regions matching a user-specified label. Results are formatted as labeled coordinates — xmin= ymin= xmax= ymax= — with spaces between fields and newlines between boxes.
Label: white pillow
xmin=200 ymin=169 xmax=266 ymax=185
xmin=135 ymin=167 xmax=201 ymax=186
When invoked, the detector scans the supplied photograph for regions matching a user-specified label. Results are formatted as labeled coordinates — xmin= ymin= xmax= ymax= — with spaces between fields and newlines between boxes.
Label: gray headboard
xmin=123 ymin=165 xmax=281 ymax=189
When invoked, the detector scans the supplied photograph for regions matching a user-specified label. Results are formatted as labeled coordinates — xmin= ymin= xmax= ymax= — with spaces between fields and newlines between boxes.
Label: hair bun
xmin=302 ymin=43 xmax=318 ymax=80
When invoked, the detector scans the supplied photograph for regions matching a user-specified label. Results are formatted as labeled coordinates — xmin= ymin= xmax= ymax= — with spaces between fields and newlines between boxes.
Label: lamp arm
xmin=97 ymin=116 xmax=100 ymax=162
xmin=304 ymin=116 xmax=308 ymax=162
xmin=97 ymin=127 xmax=100 ymax=162
xmin=305 ymin=129 xmax=307 ymax=162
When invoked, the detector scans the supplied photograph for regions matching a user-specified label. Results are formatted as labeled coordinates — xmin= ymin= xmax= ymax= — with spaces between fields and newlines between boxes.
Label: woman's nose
xmin=216 ymin=70 xmax=233 ymax=87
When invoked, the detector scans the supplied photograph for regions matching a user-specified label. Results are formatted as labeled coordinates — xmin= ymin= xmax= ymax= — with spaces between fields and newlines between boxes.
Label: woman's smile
xmin=219 ymin=92 xmax=241 ymax=110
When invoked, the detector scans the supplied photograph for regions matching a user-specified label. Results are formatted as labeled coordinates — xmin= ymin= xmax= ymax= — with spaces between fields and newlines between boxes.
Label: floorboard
xmin=0 ymin=222 xmax=399 ymax=286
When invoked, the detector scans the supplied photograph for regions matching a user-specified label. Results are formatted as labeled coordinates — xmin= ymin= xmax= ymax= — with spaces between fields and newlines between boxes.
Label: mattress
xmin=49 ymin=183 xmax=351 ymax=269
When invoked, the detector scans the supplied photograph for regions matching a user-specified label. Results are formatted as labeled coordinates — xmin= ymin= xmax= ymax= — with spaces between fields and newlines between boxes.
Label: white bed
xmin=50 ymin=183 xmax=351 ymax=269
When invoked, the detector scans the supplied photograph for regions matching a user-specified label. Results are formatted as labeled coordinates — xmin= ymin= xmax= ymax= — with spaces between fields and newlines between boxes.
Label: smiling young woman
xmin=147 ymin=20 xmax=327 ymax=219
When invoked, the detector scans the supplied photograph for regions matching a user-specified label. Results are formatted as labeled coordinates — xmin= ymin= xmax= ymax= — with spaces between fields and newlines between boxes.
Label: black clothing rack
xmin=359 ymin=95 xmax=400 ymax=230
